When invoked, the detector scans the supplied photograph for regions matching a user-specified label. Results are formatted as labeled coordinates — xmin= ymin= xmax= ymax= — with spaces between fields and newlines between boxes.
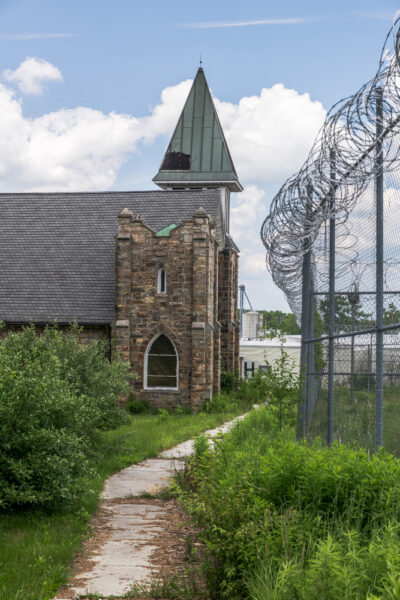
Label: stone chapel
xmin=0 ymin=68 xmax=242 ymax=410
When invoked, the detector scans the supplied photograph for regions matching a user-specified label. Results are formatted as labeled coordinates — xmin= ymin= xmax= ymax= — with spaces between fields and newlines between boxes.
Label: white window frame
xmin=157 ymin=267 xmax=167 ymax=294
xmin=144 ymin=333 xmax=179 ymax=391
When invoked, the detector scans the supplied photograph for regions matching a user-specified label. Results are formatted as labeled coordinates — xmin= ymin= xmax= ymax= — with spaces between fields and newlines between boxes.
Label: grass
xmin=309 ymin=383 xmax=400 ymax=455
xmin=176 ymin=406 xmax=400 ymax=599
xmin=0 ymin=405 xmax=250 ymax=600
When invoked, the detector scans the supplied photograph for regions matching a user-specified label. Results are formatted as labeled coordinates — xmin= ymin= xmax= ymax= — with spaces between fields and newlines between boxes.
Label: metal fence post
xmin=298 ymin=199 xmax=312 ymax=439
xmin=307 ymin=279 xmax=315 ymax=425
xmin=350 ymin=303 xmax=356 ymax=403
xmin=239 ymin=284 xmax=244 ymax=337
xmin=328 ymin=150 xmax=336 ymax=447
xmin=375 ymin=87 xmax=384 ymax=450
xmin=347 ymin=289 xmax=360 ymax=404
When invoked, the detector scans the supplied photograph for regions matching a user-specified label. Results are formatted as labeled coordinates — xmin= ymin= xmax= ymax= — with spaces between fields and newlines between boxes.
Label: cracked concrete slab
xmin=159 ymin=412 xmax=248 ymax=458
xmin=54 ymin=411 xmax=254 ymax=599
xmin=102 ymin=458 xmax=184 ymax=500
xmin=71 ymin=503 xmax=165 ymax=596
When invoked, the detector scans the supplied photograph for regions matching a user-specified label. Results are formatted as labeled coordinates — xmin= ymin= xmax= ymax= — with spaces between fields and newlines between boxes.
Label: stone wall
xmin=218 ymin=248 xmax=240 ymax=374
xmin=115 ymin=207 xmax=220 ymax=410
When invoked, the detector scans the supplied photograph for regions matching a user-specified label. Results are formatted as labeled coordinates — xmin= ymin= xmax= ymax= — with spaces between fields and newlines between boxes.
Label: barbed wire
xmin=261 ymin=15 xmax=400 ymax=320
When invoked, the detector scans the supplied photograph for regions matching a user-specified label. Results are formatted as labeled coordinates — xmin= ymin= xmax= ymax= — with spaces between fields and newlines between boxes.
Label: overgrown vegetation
xmin=0 ymin=326 xmax=257 ymax=600
xmin=177 ymin=407 xmax=400 ymax=599
xmin=262 ymin=345 xmax=300 ymax=430
xmin=207 ymin=368 xmax=269 ymax=413
xmin=217 ymin=342 xmax=299 ymax=430
xmin=258 ymin=309 xmax=300 ymax=335
xmin=0 ymin=323 xmax=130 ymax=510
xmin=1 ymin=409 xmax=255 ymax=600
xmin=310 ymin=383 xmax=400 ymax=456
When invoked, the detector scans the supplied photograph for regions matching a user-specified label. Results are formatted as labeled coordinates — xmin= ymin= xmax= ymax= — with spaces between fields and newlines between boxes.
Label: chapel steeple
xmin=153 ymin=68 xmax=242 ymax=193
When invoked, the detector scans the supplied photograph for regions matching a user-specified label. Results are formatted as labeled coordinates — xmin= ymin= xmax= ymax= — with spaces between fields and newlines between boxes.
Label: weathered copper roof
xmin=153 ymin=68 xmax=242 ymax=193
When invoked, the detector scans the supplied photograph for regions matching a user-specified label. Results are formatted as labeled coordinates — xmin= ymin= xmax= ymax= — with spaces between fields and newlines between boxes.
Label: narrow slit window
xmin=158 ymin=268 xmax=166 ymax=294
xmin=146 ymin=334 xmax=178 ymax=389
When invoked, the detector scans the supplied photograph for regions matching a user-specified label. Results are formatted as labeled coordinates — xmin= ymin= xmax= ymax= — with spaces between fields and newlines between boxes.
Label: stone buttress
xmin=115 ymin=206 xmax=220 ymax=410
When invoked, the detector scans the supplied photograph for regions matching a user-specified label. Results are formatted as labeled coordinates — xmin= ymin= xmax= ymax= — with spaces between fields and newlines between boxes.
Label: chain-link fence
xmin=261 ymin=18 xmax=400 ymax=454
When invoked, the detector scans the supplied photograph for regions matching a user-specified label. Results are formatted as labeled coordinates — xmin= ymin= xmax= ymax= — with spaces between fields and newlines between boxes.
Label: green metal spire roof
xmin=153 ymin=68 xmax=242 ymax=193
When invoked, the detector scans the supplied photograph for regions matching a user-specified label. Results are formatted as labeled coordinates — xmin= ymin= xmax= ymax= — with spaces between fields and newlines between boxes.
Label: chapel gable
xmin=0 ymin=67 xmax=241 ymax=411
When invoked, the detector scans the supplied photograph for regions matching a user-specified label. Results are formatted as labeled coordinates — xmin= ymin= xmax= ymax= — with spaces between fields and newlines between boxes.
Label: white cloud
xmin=0 ymin=78 xmax=192 ymax=191
xmin=0 ymin=63 xmax=326 ymax=310
xmin=136 ymin=79 xmax=192 ymax=142
xmin=221 ymin=81 xmax=326 ymax=310
xmin=0 ymin=33 xmax=76 ymax=40
xmin=3 ymin=57 xmax=63 ymax=95
xmin=230 ymin=185 xmax=290 ymax=309
xmin=215 ymin=84 xmax=325 ymax=185
xmin=231 ymin=185 xmax=266 ymax=243
xmin=354 ymin=10 xmax=398 ymax=21
xmin=0 ymin=65 xmax=325 ymax=193
xmin=179 ymin=17 xmax=319 ymax=29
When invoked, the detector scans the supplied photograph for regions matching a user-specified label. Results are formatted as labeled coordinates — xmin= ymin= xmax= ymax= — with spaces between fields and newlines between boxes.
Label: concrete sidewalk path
xmin=54 ymin=411 xmax=249 ymax=599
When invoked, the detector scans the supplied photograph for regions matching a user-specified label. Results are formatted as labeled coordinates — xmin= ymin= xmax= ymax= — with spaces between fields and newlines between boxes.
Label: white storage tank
xmin=242 ymin=311 xmax=262 ymax=339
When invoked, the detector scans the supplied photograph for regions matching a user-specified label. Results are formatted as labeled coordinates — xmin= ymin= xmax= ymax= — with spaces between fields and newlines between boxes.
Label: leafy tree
xmin=258 ymin=310 xmax=301 ymax=335
xmin=318 ymin=294 xmax=372 ymax=334
xmin=264 ymin=339 xmax=300 ymax=431
xmin=313 ymin=302 xmax=326 ymax=373
xmin=383 ymin=302 xmax=400 ymax=326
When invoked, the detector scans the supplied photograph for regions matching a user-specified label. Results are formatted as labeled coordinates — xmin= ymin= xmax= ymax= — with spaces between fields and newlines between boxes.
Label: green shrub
xmin=177 ymin=407 xmax=400 ymax=599
xmin=220 ymin=367 xmax=240 ymax=392
xmin=126 ymin=394 xmax=149 ymax=414
xmin=248 ymin=525 xmax=400 ymax=600
xmin=0 ymin=323 xmax=131 ymax=509
xmin=43 ymin=322 xmax=131 ymax=429
xmin=263 ymin=341 xmax=300 ymax=430
xmin=202 ymin=390 xmax=239 ymax=413
xmin=157 ymin=408 xmax=169 ymax=422
xmin=193 ymin=434 xmax=210 ymax=460
xmin=237 ymin=369 xmax=269 ymax=404
xmin=203 ymin=369 xmax=269 ymax=415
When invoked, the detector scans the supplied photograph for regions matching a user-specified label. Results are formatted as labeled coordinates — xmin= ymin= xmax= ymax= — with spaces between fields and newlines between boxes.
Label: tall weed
xmin=177 ymin=407 xmax=400 ymax=599
xmin=204 ymin=369 xmax=269 ymax=415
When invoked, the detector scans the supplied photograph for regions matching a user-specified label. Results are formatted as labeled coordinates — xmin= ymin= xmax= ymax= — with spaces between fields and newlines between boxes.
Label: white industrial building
xmin=240 ymin=335 xmax=301 ymax=378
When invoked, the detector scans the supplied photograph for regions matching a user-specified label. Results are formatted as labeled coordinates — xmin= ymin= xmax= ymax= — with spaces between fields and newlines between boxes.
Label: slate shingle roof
xmin=0 ymin=189 xmax=223 ymax=324
xmin=225 ymin=234 xmax=240 ymax=253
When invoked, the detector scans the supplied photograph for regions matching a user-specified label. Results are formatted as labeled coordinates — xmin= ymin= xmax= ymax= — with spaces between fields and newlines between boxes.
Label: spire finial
xmin=199 ymin=54 xmax=202 ymax=67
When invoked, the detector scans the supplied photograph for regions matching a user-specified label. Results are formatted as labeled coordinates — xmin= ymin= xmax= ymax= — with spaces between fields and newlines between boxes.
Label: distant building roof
xmin=0 ymin=189 xmax=224 ymax=324
xmin=240 ymin=336 xmax=302 ymax=348
xmin=153 ymin=68 xmax=242 ymax=193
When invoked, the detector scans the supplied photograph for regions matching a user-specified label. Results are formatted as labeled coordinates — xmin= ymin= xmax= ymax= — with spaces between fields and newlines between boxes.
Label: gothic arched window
xmin=145 ymin=334 xmax=178 ymax=389
xmin=157 ymin=268 xmax=166 ymax=294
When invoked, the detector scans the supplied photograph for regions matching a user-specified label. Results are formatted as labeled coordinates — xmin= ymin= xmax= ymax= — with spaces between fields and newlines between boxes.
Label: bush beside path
xmin=0 ymin=324 xmax=261 ymax=600
xmin=177 ymin=407 xmax=400 ymax=600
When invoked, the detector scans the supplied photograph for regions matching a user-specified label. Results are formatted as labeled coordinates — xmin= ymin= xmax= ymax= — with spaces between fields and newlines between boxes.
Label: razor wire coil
xmin=261 ymin=17 xmax=400 ymax=320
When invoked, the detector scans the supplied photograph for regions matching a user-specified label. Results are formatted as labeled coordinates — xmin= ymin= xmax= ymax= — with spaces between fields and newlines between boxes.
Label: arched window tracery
xmin=145 ymin=333 xmax=178 ymax=389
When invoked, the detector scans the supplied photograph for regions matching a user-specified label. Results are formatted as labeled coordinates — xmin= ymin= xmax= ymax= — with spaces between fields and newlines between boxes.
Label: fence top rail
xmin=309 ymin=372 xmax=400 ymax=376
xmin=313 ymin=291 xmax=400 ymax=296
xmin=303 ymin=322 xmax=400 ymax=344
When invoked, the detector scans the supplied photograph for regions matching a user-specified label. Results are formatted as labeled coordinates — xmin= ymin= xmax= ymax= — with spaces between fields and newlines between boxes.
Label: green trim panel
xmin=156 ymin=223 xmax=178 ymax=237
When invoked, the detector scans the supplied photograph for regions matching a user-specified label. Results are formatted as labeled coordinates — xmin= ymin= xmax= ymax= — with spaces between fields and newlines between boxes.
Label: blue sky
xmin=0 ymin=0 xmax=398 ymax=310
